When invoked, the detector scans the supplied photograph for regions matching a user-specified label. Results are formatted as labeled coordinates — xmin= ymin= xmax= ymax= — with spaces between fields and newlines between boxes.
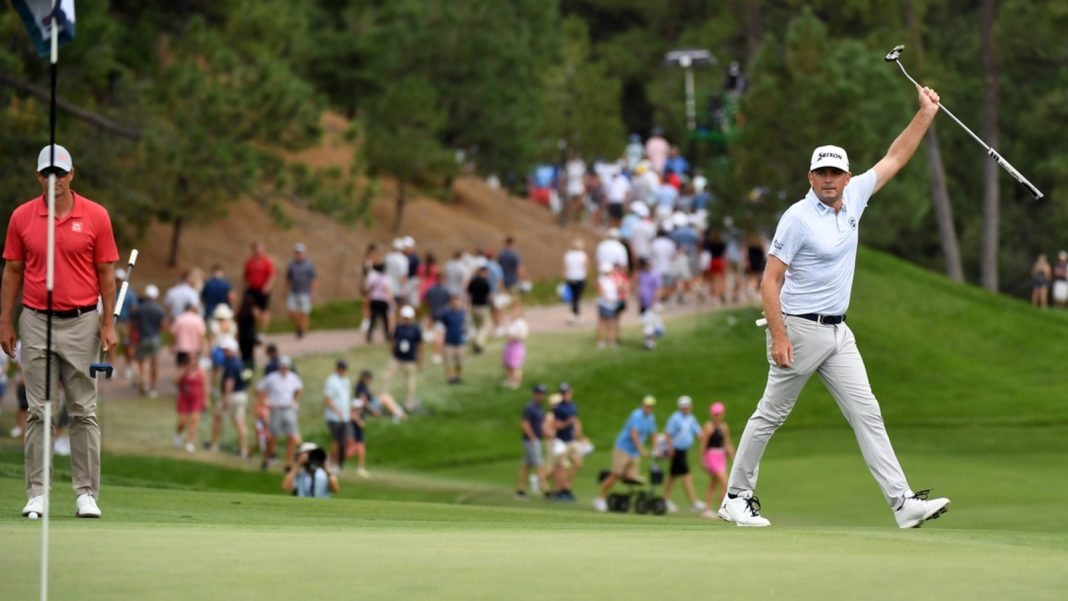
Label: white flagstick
xmin=40 ymin=13 xmax=59 ymax=601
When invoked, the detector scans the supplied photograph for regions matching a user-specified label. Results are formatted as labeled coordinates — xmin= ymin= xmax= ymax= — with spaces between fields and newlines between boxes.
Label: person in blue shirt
xmin=594 ymin=395 xmax=658 ymax=512
xmin=550 ymin=382 xmax=584 ymax=501
xmin=208 ymin=339 xmax=250 ymax=458
xmin=439 ymin=295 xmax=466 ymax=384
xmin=662 ymin=395 xmax=706 ymax=514
xmin=201 ymin=264 xmax=234 ymax=322
xmin=282 ymin=442 xmax=339 ymax=498
xmin=515 ymin=383 xmax=548 ymax=500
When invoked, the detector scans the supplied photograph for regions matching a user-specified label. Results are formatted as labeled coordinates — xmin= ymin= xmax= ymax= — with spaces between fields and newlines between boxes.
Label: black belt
xmin=789 ymin=313 xmax=846 ymax=325
xmin=25 ymin=304 xmax=98 ymax=319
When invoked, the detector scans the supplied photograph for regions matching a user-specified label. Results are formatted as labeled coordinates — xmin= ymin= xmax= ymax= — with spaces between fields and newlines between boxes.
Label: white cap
xmin=212 ymin=303 xmax=234 ymax=320
xmin=677 ymin=395 xmax=693 ymax=408
xmin=294 ymin=242 xmax=306 ymax=253
xmin=399 ymin=305 xmax=416 ymax=319
xmin=631 ymin=203 xmax=649 ymax=218
xmin=392 ymin=238 xmax=405 ymax=250
xmin=37 ymin=144 xmax=73 ymax=173
xmin=298 ymin=442 xmax=319 ymax=454
xmin=279 ymin=355 xmax=293 ymax=369
xmin=402 ymin=236 xmax=415 ymax=248
xmin=809 ymin=145 xmax=849 ymax=172
xmin=144 ymin=284 xmax=159 ymax=299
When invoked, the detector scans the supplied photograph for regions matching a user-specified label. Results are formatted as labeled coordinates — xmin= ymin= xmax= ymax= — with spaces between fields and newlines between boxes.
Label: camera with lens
xmin=304 ymin=447 xmax=327 ymax=472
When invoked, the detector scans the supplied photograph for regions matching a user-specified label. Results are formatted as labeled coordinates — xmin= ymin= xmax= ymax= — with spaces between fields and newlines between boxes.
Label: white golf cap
xmin=294 ymin=242 xmax=306 ymax=253
xmin=399 ymin=305 xmax=416 ymax=319
xmin=631 ymin=203 xmax=649 ymax=217
xmin=144 ymin=284 xmax=159 ymax=299
xmin=279 ymin=355 xmax=294 ymax=368
xmin=809 ymin=145 xmax=849 ymax=172
xmin=402 ymin=236 xmax=415 ymax=247
xmin=392 ymin=238 xmax=405 ymax=250
xmin=678 ymin=395 xmax=693 ymax=408
xmin=298 ymin=442 xmax=319 ymax=454
xmin=37 ymin=144 xmax=73 ymax=173
xmin=212 ymin=303 xmax=234 ymax=320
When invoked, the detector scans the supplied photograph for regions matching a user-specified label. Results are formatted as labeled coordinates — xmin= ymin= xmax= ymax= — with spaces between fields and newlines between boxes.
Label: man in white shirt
xmin=256 ymin=355 xmax=303 ymax=471
xmin=323 ymin=359 xmax=352 ymax=470
xmin=384 ymin=239 xmax=410 ymax=321
xmin=595 ymin=229 xmax=629 ymax=271
xmin=719 ymin=85 xmax=951 ymax=529
xmin=605 ymin=168 xmax=631 ymax=227
xmin=163 ymin=270 xmax=202 ymax=323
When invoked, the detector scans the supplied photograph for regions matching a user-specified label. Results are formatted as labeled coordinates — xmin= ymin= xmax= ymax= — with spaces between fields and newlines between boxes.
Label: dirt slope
xmin=132 ymin=114 xmax=600 ymax=308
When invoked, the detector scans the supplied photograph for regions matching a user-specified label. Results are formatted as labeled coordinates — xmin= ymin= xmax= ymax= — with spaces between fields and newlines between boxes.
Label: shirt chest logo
xmin=849 ymin=217 xmax=857 ymax=230
xmin=71 ymin=221 xmax=82 ymax=233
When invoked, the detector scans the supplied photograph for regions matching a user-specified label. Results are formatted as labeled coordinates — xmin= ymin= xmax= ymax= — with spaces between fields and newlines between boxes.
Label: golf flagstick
xmin=91 ymin=249 xmax=139 ymax=379
xmin=884 ymin=45 xmax=1043 ymax=200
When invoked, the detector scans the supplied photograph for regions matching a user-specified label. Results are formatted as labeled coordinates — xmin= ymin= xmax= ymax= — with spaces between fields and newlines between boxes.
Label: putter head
xmin=89 ymin=362 xmax=114 ymax=379
xmin=885 ymin=45 xmax=905 ymax=62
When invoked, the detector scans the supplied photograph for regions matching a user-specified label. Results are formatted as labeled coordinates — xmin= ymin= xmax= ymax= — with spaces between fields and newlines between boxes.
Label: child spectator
xmin=174 ymin=353 xmax=206 ymax=453
xmin=440 ymin=295 xmax=467 ymax=384
xmin=384 ymin=305 xmax=423 ymax=412
xmin=502 ymin=306 xmax=529 ymax=390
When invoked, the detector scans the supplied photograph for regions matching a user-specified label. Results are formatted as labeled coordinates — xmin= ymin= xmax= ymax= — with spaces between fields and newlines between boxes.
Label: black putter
xmin=91 ymin=249 xmax=138 ymax=379
xmin=884 ymin=44 xmax=1043 ymax=200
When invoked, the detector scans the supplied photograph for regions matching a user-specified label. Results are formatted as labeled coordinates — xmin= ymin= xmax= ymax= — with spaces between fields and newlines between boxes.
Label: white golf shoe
xmin=22 ymin=495 xmax=44 ymax=517
xmin=665 ymin=500 xmax=679 ymax=513
xmin=75 ymin=494 xmax=102 ymax=518
xmin=593 ymin=497 xmax=608 ymax=513
xmin=718 ymin=492 xmax=771 ymax=527
xmin=894 ymin=490 xmax=950 ymax=528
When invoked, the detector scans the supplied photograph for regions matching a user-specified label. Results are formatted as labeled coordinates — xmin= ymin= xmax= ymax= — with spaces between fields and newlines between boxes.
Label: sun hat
xmin=212 ymin=304 xmax=234 ymax=320
xmin=809 ymin=145 xmax=849 ymax=172
xmin=399 ymin=305 xmax=416 ymax=319
xmin=642 ymin=395 xmax=657 ymax=407
xmin=710 ymin=402 xmax=725 ymax=415
xmin=677 ymin=395 xmax=693 ymax=408
xmin=37 ymin=144 xmax=73 ymax=173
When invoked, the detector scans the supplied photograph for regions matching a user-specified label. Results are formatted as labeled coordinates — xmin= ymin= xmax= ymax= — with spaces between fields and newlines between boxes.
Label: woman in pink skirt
xmin=699 ymin=401 xmax=734 ymax=518
xmin=502 ymin=306 xmax=529 ymax=390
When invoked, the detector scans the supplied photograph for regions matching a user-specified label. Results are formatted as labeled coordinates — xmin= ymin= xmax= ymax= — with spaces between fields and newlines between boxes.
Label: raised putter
xmin=90 ymin=249 xmax=138 ymax=379
xmin=885 ymin=44 xmax=1043 ymax=200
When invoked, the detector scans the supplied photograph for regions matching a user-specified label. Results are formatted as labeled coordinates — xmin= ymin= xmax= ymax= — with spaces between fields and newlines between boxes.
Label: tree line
xmin=1 ymin=0 xmax=1063 ymax=296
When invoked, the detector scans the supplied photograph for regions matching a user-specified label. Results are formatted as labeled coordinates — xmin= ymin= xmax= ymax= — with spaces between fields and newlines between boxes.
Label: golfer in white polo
xmin=719 ymin=85 xmax=951 ymax=528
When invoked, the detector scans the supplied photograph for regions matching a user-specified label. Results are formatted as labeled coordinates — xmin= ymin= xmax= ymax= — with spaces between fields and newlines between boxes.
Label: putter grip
xmin=114 ymin=281 xmax=130 ymax=317
xmin=128 ymin=249 xmax=139 ymax=267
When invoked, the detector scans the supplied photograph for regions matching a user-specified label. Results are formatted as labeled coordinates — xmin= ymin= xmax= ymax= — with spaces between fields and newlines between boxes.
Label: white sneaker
xmin=692 ymin=500 xmax=708 ymax=513
xmin=22 ymin=495 xmax=44 ymax=517
xmin=665 ymin=500 xmax=679 ymax=513
xmin=718 ymin=492 xmax=771 ymax=527
xmin=894 ymin=490 xmax=950 ymax=529
xmin=593 ymin=497 xmax=608 ymax=513
xmin=75 ymin=494 xmax=101 ymax=518
xmin=184 ymin=442 xmax=195 ymax=453
xmin=356 ymin=467 xmax=370 ymax=479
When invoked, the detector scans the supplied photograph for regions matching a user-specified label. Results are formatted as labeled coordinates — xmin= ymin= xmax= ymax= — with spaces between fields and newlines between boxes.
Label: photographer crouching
xmin=282 ymin=442 xmax=340 ymax=498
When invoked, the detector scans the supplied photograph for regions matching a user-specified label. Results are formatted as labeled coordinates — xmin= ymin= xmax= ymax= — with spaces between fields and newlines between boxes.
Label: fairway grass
xmin=2 ymin=484 xmax=1066 ymax=601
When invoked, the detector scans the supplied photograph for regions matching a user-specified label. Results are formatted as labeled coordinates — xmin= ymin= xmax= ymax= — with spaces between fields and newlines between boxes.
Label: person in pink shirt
xmin=645 ymin=127 xmax=670 ymax=175
xmin=170 ymin=303 xmax=207 ymax=367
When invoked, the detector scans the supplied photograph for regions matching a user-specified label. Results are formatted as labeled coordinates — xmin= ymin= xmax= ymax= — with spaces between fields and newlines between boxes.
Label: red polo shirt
xmin=244 ymin=255 xmax=275 ymax=291
xmin=3 ymin=192 xmax=119 ymax=311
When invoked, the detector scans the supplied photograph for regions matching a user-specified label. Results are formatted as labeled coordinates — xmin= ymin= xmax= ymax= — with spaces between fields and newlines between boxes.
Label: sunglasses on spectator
xmin=39 ymin=167 xmax=70 ymax=178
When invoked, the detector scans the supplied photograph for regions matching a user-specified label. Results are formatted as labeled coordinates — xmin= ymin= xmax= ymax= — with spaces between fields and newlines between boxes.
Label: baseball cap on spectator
xmin=677 ymin=395 xmax=693 ymax=408
xmin=403 ymin=236 xmax=415 ymax=248
xmin=298 ymin=442 xmax=318 ymax=454
xmin=710 ymin=402 xmax=726 ymax=415
xmin=279 ymin=355 xmax=294 ymax=369
xmin=631 ymin=203 xmax=649 ymax=218
xmin=642 ymin=395 xmax=657 ymax=407
xmin=294 ymin=242 xmax=306 ymax=253
xmin=336 ymin=359 xmax=348 ymax=370
xmin=532 ymin=383 xmax=547 ymax=394
xmin=558 ymin=382 xmax=571 ymax=393
xmin=359 ymin=369 xmax=373 ymax=379
xmin=400 ymin=305 xmax=416 ymax=319
xmin=212 ymin=304 xmax=234 ymax=320
xmin=392 ymin=238 xmax=404 ymax=250
xmin=809 ymin=145 xmax=849 ymax=172
xmin=144 ymin=284 xmax=159 ymax=299
xmin=37 ymin=144 xmax=73 ymax=173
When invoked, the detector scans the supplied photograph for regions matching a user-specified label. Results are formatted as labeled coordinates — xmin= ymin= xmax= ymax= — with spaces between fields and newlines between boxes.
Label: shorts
xmin=217 ymin=390 xmax=248 ymax=419
xmin=704 ymin=448 xmax=727 ymax=475
xmin=522 ymin=439 xmax=543 ymax=467
xmin=287 ymin=292 xmax=312 ymax=314
xmin=349 ymin=420 xmax=365 ymax=443
xmin=607 ymin=203 xmax=624 ymax=221
xmin=550 ymin=440 xmax=583 ymax=470
xmin=444 ymin=344 xmax=465 ymax=370
xmin=116 ymin=321 xmax=133 ymax=347
xmin=327 ymin=420 xmax=349 ymax=444
xmin=669 ymin=448 xmax=690 ymax=476
xmin=136 ymin=336 xmax=161 ymax=360
xmin=597 ymin=303 xmax=618 ymax=320
xmin=248 ymin=289 xmax=271 ymax=311
xmin=1053 ymin=280 xmax=1068 ymax=303
xmin=211 ymin=346 xmax=226 ymax=368
xmin=708 ymin=257 xmax=727 ymax=276
xmin=269 ymin=407 xmax=299 ymax=439
xmin=611 ymin=448 xmax=641 ymax=481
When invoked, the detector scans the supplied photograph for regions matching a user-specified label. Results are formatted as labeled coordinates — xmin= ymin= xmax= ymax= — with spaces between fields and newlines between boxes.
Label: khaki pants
xmin=20 ymin=309 xmax=101 ymax=499
xmin=728 ymin=315 xmax=911 ymax=508
xmin=470 ymin=305 xmax=491 ymax=348
xmin=383 ymin=358 xmax=418 ymax=406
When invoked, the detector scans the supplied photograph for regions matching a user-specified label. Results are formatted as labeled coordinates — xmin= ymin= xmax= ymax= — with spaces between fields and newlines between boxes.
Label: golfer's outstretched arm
xmin=873 ymin=86 xmax=941 ymax=193
xmin=0 ymin=261 xmax=24 ymax=356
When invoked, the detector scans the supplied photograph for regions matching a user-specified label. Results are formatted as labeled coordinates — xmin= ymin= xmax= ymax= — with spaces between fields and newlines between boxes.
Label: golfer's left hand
xmin=100 ymin=324 xmax=118 ymax=352
xmin=918 ymin=85 xmax=940 ymax=113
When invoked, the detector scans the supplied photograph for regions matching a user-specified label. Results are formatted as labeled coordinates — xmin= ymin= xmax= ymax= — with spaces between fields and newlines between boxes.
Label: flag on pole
xmin=11 ymin=0 xmax=76 ymax=57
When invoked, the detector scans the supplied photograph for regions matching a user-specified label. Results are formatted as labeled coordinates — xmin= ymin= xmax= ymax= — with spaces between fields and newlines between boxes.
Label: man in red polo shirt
xmin=1 ymin=144 xmax=119 ymax=519
xmin=243 ymin=241 xmax=276 ymax=333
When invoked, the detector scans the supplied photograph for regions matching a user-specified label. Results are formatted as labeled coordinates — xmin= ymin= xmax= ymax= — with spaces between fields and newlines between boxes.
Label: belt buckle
xmin=816 ymin=314 xmax=827 ymax=325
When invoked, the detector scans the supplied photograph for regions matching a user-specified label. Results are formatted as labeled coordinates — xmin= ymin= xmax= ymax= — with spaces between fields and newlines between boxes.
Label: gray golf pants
xmin=727 ymin=315 xmax=910 ymax=508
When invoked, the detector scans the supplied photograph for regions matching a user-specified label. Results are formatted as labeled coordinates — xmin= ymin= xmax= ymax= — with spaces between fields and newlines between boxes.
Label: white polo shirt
xmin=257 ymin=370 xmax=303 ymax=409
xmin=769 ymin=169 xmax=877 ymax=316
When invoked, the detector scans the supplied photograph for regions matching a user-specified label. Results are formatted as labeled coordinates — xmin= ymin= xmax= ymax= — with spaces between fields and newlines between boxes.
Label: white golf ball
xmin=28 ymin=512 xmax=39 ymax=520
